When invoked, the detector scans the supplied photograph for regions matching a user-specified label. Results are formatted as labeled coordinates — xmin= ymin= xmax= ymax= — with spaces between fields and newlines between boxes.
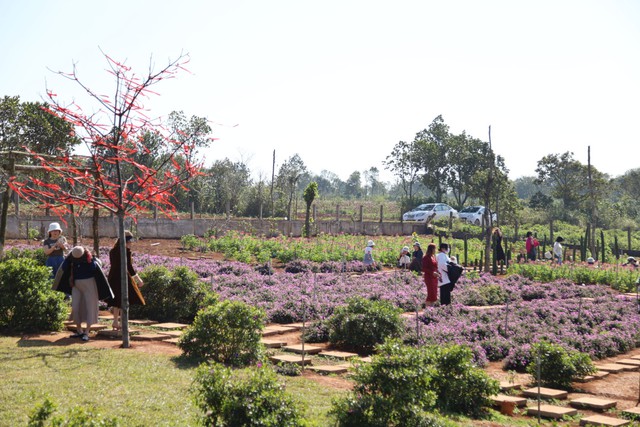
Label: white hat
xmin=71 ymin=246 xmax=85 ymax=258
xmin=544 ymin=251 xmax=552 ymax=260
xmin=450 ymin=256 xmax=457 ymax=264
xmin=367 ymin=240 xmax=375 ymax=247
xmin=628 ymin=256 xmax=637 ymax=263
xmin=47 ymin=222 xmax=62 ymax=233
xmin=402 ymin=246 xmax=409 ymax=252
xmin=587 ymin=257 xmax=595 ymax=264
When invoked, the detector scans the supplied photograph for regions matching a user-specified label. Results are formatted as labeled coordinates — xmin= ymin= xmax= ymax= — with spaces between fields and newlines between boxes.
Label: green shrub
xmin=2 ymin=246 xmax=47 ymax=265
xmin=131 ymin=266 xmax=216 ymax=323
xmin=327 ymin=297 xmax=404 ymax=352
xmin=0 ymin=258 xmax=68 ymax=332
xmin=329 ymin=340 xmax=452 ymax=427
xmin=178 ymin=300 xmax=265 ymax=366
xmin=526 ymin=341 xmax=597 ymax=389
xmin=28 ymin=397 xmax=119 ymax=426
xmin=192 ymin=362 xmax=306 ymax=427
xmin=301 ymin=320 xmax=329 ymax=343
xmin=424 ymin=344 xmax=500 ymax=417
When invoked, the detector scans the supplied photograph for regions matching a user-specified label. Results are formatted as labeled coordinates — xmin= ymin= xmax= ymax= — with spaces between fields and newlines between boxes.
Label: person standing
xmin=436 ymin=243 xmax=453 ymax=305
xmin=553 ymin=236 xmax=564 ymax=265
xmin=107 ymin=231 xmax=145 ymax=330
xmin=42 ymin=222 xmax=68 ymax=278
xmin=363 ymin=240 xmax=375 ymax=267
xmin=422 ymin=243 xmax=439 ymax=306
xmin=53 ymin=246 xmax=113 ymax=341
xmin=409 ymin=242 xmax=424 ymax=274
xmin=525 ymin=232 xmax=539 ymax=262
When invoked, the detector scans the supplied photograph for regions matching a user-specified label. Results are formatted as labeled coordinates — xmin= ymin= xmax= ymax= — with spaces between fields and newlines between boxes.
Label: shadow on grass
xmin=171 ymin=353 xmax=204 ymax=370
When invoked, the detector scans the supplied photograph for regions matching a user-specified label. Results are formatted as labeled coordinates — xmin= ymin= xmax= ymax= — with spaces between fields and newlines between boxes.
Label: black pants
xmin=440 ymin=282 xmax=454 ymax=305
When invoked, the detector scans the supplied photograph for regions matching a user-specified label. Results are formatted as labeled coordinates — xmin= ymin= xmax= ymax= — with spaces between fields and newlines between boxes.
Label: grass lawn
xmin=0 ymin=336 xmax=347 ymax=426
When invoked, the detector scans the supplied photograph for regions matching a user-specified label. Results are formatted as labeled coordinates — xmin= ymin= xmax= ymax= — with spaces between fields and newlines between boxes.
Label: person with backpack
xmin=436 ymin=243 xmax=453 ymax=305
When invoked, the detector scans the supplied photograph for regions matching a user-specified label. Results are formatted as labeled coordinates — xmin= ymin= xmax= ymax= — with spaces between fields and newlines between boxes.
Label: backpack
xmin=447 ymin=262 xmax=464 ymax=287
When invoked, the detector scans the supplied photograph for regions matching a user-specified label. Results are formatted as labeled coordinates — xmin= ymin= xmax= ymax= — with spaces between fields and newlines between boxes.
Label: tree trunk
xmin=118 ymin=212 xmax=130 ymax=348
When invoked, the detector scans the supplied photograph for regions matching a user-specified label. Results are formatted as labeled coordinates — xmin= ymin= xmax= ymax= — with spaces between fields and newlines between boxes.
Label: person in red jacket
xmin=525 ymin=231 xmax=539 ymax=262
xmin=422 ymin=243 xmax=439 ymax=306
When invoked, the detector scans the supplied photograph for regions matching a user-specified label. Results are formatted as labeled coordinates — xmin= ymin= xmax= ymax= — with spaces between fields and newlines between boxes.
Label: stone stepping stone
xmin=261 ymin=338 xmax=287 ymax=348
xmin=98 ymin=314 xmax=114 ymax=320
xmin=499 ymin=381 xmax=523 ymax=391
xmin=526 ymin=404 xmax=577 ymax=419
xmin=158 ymin=330 xmax=183 ymax=338
xmin=308 ymin=365 xmax=349 ymax=375
xmin=319 ymin=350 xmax=359 ymax=360
xmin=283 ymin=322 xmax=306 ymax=331
xmin=262 ymin=325 xmax=297 ymax=336
xmin=283 ymin=344 xmax=323 ymax=355
xmin=269 ymin=354 xmax=312 ymax=366
xmin=522 ymin=387 xmax=568 ymax=400
xmin=596 ymin=363 xmax=630 ymax=373
xmin=490 ymin=394 xmax=527 ymax=408
xmin=129 ymin=319 xmax=158 ymax=326
xmin=359 ymin=356 xmax=372 ymax=363
xmin=151 ymin=322 xmax=189 ymax=330
xmin=66 ymin=323 xmax=108 ymax=332
xmin=163 ymin=337 xmax=180 ymax=344
xmin=132 ymin=333 xmax=173 ymax=341
xmin=615 ymin=359 xmax=640 ymax=367
xmin=570 ymin=397 xmax=617 ymax=411
xmin=577 ymin=371 xmax=610 ymax=382
xmin=629 ymin=354 xmax=640 ymax=360
xmin=621 ymin=406 xmax=640 ymax=419
xmin=579 ymin=415 xmax=630 ymax=426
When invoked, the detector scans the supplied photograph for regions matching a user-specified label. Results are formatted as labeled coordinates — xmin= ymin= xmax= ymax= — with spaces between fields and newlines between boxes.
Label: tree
xmin=383 ymin=139 xmax=422 ymax=202
xmin=275 ymin=154 xmax=307 ymax=219
xmin=303 ymin=181 xmax=319 ymax=238
xmin=345 ymin=171 xmax=363 ymax=199
xmin=415 ymin=115 xmax=451 ymax=202
xmin=1 ymin=96 xmax=79 ymax=256
xmin=200 ymin=159 xmax=251 ymax=216
xmin=445 ymin=132 xmax=489 ymax=209
xmin=8 ymin=52 xmax=211 ymax=347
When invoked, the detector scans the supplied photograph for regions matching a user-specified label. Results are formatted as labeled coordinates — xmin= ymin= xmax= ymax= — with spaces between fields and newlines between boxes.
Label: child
xmin=363 ymin=240 xmax=375 ymax=266
xmin=398 ymin=246 xmax=410 ymax=269
xmin=553 ymin=236 xmax=564 ymax=265
xmin=42 ymin=222 xmax=68 ymax=278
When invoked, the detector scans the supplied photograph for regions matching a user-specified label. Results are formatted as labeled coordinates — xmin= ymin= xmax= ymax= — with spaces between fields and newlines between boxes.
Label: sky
xmin=1 ymin=1 xmax=639 ymax=185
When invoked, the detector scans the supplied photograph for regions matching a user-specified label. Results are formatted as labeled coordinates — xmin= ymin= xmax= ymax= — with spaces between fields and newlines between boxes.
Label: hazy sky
xmin=2 ymin=1 xmax=638 ymax=183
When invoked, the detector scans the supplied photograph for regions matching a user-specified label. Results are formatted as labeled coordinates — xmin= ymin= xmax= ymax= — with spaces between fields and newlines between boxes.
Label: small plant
xmin=0 ymin=258 xmax=68 ymax=332
xmin=28 ymin=227 xmax=40 ymax=240
xmin=179 ymin=299 xmax=265 ymax=366
xmin=329 ymin=340 xmax=456 ymax=427
xmin=28 ymin=397 xmax=119 ymax=427
xmin=327 ymin=297 xmax=404 ymax=352
xmin=301 ymin=320 xmax=330 ymax=343
xmin=272 ymin=361 xmax=302 ymax=376
xmin=131 ymin=266 xmax=216 ymax=323
xmin=526 ymin=341 xmax=597 ymax=389
xmin=192 ymin=362 xmax=305 ymax=427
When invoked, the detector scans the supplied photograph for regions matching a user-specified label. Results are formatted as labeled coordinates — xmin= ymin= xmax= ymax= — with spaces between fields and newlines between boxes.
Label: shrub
xmin=526 ymin=341 xmax=597 ymax=389
xmin=130 ymin=266 xmax=216 ymax=323
xmin=28 ymin=397 xmax=119 ymax=426
xmin=0 ymin=258 xmax=68 ymax=332
xmin=192 ymin=362 xmax=305 ymax=427
xmin=2 ymin=246 xmax=47 ymax=265
xmin=425 ymin=344 xmax=500 ymax=417
xmin=178 ymin=300 xmax=265 ymax=366
xmin=327 ymin=297 xmax=404 ymax=352
xmin=301 ymin=320 xmax=330 ymax=343
xmin=329 ymin=340 xmax=455 ymax=427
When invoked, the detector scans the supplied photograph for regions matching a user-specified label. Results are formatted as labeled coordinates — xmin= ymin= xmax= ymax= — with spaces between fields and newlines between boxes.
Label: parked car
xmin=458 ymin=205 xmax=496 ymax=225
xmin=402 ymin=203 xmax=458 ymax=223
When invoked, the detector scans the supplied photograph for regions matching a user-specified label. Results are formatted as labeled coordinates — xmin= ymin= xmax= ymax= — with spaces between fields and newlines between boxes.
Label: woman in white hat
xmin=363 ymin=240 xmax=375 ymax=266
xmin=397 ymin=246 xmax=411 ymax=269
xmin=42 ymin=222 xmax=68 ymax=278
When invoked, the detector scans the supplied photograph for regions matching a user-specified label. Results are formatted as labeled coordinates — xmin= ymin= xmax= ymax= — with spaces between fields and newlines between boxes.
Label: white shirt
xmin=436 ymin=251 xmax=450 ymax=286
xmin=553 ymin=242 xmax=562 ymax=257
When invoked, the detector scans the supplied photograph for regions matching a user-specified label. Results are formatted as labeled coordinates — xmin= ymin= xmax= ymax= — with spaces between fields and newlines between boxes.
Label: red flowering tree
xmin=8 ymin=52 xmax=211 ymax=347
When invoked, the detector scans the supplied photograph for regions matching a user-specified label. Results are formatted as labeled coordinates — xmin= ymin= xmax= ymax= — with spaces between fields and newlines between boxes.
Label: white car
xmin=402 ymin=203 xmax=458 ymax=223
xmin=458 ymin=206 xmax=496 ymax=225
